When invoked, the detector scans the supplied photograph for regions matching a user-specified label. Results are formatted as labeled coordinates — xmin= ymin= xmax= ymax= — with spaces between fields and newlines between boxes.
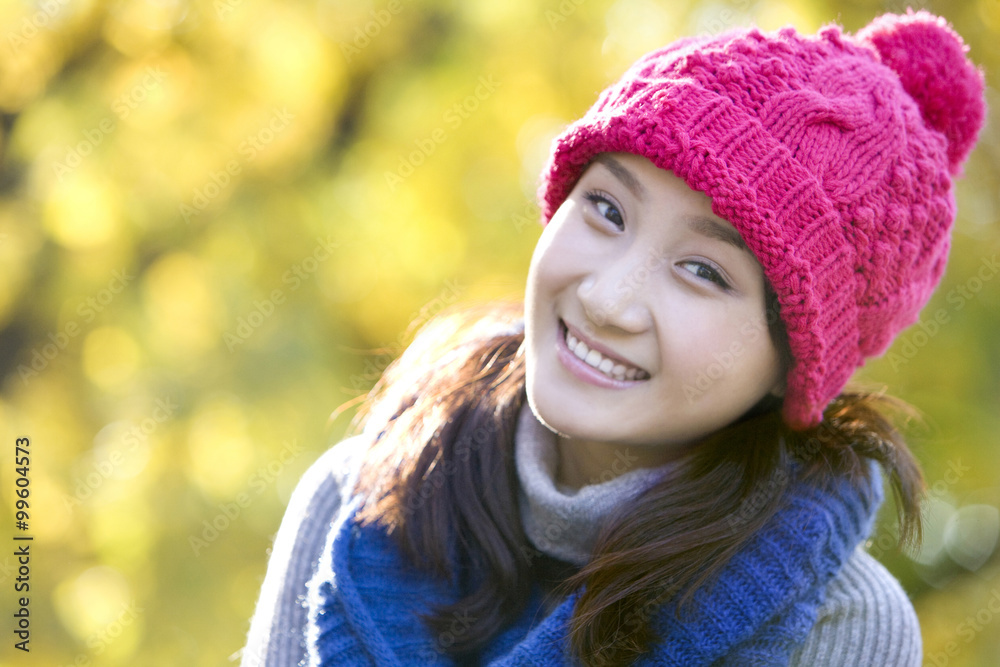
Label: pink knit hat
xmin=537 ymin=11 xmax=986 ymax=430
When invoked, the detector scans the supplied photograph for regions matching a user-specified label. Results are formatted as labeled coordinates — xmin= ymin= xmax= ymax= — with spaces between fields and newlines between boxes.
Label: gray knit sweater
xmin=241 ymin=406 xmax=922 ymax=665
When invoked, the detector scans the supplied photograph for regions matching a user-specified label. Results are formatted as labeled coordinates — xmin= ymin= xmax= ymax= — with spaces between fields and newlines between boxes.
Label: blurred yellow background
xmin=0 ymin=0 xmax=997 ymax=664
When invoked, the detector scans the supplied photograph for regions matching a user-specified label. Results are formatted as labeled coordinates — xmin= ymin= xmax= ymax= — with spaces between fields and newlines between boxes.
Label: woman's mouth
xmin=559 ymin=320 xmax=650 ymax=383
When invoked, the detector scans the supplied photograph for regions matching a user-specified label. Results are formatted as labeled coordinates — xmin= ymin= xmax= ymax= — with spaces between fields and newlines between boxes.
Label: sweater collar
xmin=310 ymin=405 xmax=883 ymax=666
xmin=514 ymin=404 xmax=676 ymax=566
xmin=313 ymin=459 xmax=882 ymax=666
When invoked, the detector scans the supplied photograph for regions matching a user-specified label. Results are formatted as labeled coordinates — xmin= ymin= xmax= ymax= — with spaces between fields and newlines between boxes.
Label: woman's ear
xmin=770 ymin=378 xmax=786 ymax=399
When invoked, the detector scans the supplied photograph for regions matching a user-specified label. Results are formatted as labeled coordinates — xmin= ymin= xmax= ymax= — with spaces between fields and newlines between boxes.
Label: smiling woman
xmin=525 ymin=153 xmax=786 ymax=484
xmin=242 ymin=11 xmax=986 ymax=667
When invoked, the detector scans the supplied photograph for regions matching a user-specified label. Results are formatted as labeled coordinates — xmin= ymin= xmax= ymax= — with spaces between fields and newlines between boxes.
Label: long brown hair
xmin=349 ymin=300 xmax=923 ymax=665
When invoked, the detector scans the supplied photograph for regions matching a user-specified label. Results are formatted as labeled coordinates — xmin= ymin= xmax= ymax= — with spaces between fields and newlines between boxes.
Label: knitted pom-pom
xmin=858 ymin=10 xmax=986 ymax=174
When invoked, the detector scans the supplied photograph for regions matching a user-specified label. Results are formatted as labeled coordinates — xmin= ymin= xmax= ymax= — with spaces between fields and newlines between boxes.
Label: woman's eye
xmin=584 ymin=192 xmax=624 ymax=229
xmin=679 ymin=261 xmax=731 ymax=290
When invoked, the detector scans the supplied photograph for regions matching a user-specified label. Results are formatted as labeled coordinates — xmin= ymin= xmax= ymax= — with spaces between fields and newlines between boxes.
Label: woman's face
xmin=524 ymin=152 xmax=784 ymax=455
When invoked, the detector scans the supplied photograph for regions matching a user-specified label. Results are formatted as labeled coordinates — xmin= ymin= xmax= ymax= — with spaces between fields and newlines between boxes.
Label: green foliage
xmin=0 ymin=0 xmax=997 ymax=664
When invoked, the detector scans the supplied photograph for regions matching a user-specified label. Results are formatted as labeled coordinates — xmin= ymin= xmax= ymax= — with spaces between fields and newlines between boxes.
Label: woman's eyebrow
xmin=593 ymin=155 xmax=750 ymax=255
xmin=594 ymin=154 xmax=646 ymax=198
xmin=685 ymin=215 xmax=751 ymax=254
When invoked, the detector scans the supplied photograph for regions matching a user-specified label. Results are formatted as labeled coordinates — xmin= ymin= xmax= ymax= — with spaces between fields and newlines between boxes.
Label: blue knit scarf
xmin=307 ymin=463 xmax=881 ymax=666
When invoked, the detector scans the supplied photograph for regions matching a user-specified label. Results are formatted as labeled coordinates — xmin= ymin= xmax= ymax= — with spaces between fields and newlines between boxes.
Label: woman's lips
xmin=556 ymin=319 xmax=649 ymax=388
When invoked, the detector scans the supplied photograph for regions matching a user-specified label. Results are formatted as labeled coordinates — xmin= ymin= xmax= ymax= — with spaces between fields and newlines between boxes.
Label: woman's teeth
xmin=565 ymin=329 xmax=649 ymax=381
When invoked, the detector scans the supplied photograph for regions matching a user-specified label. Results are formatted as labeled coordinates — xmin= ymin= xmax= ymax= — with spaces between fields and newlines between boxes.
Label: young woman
xmin=243 ymin=11 xmax=985 ymax=666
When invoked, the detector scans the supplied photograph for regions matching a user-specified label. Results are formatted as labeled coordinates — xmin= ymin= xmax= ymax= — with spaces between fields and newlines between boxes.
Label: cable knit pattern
xmin=537 ymin=11 xmax=986 ymax=429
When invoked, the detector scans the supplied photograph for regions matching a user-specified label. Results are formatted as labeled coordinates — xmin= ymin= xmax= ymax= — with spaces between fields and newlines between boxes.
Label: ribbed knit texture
xmin=241 ymin=444 xmax=359 ymax=666
xmin=241 ymin=428 xmax=921 ymax=666
xmin=537 ymin=11 xmax=986 ymax=429
xmin=305 ymin=431 xmax=884 ymax=665
xmin=788 ymin=550 xmax=922 ymax=665
xmin=515 ymin=405 xmax=673 ymax=566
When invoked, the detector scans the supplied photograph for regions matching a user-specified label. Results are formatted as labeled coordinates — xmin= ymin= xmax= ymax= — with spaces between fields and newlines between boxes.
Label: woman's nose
xmin=577 ymin=253 xmax=654 ymax=333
